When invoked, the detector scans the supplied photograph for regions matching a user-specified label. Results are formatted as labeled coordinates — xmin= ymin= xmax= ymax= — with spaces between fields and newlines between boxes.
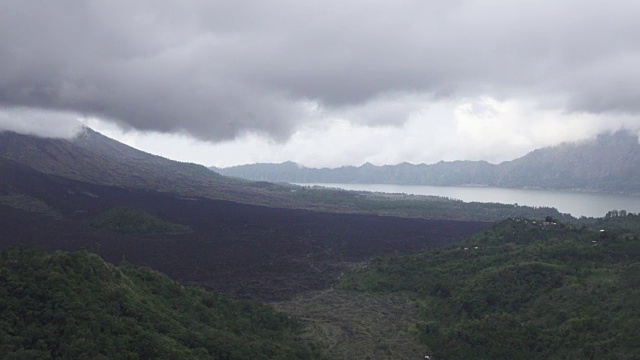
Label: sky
xmin=1 ymin=0 xmax=640 ymax=168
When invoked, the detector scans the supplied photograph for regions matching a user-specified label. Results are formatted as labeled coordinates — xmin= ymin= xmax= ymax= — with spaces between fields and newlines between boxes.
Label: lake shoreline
xmin=296 ymin=182 xmax=640 ymax=196
xmin=294 ymin=183 xmax=640 ymax=218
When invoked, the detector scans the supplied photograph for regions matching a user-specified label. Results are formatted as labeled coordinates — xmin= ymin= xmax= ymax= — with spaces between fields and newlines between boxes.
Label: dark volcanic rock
xmin=0 ymin=159 xmax=490 ymax=301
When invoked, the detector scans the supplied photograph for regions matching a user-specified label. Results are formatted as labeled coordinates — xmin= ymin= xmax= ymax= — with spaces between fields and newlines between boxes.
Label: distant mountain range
xmin=214 ymin=131 xmax=640 ymax=193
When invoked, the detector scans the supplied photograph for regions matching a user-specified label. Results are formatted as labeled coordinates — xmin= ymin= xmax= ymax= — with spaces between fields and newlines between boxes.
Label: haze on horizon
xmin=1 ymin=0 xmax=640 ymax=168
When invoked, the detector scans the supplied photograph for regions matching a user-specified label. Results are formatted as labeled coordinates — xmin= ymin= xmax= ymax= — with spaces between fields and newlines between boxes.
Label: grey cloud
xmin=1 ymin=0 xmax=640 ymax=141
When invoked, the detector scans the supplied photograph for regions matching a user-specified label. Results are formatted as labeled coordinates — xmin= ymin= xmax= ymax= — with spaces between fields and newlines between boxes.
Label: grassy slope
xmin=0 ymin=248 xmax=321 ymax=360
xmin=338 ymin=215 xmax=640 ymax=359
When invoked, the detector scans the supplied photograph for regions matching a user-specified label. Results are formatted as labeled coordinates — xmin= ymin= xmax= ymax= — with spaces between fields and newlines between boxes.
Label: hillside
xmin=338 ymin=215 xmax=640 ymax=359
xmin=0 ymin=247 xmax=320 ymax=359
xmin=495 ymin=131 xmax=640 ymax=192
xmin=216 ymin=131 xmax=640 ymax=193
xmin=0 ymin=130 xmax=574 ymax=222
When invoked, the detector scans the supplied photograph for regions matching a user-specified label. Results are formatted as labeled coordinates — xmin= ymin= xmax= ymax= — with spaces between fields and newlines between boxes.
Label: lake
xmin=297 ymin=183 xmax=640 ymax=218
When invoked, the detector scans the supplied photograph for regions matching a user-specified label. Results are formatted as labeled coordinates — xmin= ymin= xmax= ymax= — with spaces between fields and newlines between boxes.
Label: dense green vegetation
xmin=339 ymin=215 xmax=640 ymax=359
xmin=90 ymin=206 xmax=192 ymax=235
xmin=0 ymin=193 xmax=62 ymax=220
xmin=0 ymin=248 xmax=321 ymax=359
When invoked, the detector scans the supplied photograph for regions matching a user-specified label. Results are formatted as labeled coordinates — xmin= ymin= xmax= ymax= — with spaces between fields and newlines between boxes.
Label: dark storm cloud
xmin=1 ymin=0 xmax=639 ymax=140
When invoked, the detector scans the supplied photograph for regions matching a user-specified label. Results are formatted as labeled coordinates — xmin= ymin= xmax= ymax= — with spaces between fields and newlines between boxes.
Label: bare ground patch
xmin=273 ymin=289 xmax=430 ymax=360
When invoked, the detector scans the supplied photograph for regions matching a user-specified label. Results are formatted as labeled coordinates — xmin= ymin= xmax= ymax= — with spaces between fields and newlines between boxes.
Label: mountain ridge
xmin=215 ymin=131 xmax=640 ymax=193
xmin=1 ymin=127 xmax=579 ymax=220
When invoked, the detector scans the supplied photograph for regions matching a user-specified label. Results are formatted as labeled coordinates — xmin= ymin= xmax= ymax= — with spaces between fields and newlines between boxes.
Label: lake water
xmin=297 ymin=183 xmax=640 ymax=218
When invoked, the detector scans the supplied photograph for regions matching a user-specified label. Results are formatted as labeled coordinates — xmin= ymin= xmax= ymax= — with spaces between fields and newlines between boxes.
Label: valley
xmin=0 ymin=158 xmax=490 ymax=303
xmin=0 ymin=129 xmax=638 ymax=359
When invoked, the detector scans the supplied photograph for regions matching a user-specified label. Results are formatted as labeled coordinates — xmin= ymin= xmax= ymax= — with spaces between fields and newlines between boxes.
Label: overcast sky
xmin=1 ymin=0 xmax=640 ymax=167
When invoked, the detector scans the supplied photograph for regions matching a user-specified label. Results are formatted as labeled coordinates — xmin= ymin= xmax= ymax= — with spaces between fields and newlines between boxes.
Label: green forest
xmin=339 ymin=215 xmax=640 ymax=359
xmin=90 ymin=206 xmax=192 ymax=235
xmin=2 ymin=213 xmax=639 ymax=359
xmin=0 ymin=248 xmax=320 ymax=359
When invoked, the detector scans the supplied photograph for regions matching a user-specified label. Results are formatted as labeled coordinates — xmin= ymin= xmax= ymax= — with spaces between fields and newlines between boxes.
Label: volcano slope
xmin=0 ymin=159 xmax=491 ymax=301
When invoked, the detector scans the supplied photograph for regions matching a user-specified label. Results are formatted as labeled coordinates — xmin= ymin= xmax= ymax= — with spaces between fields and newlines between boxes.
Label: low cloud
xmin=84 ymin=97 xmax=639 ymax=168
